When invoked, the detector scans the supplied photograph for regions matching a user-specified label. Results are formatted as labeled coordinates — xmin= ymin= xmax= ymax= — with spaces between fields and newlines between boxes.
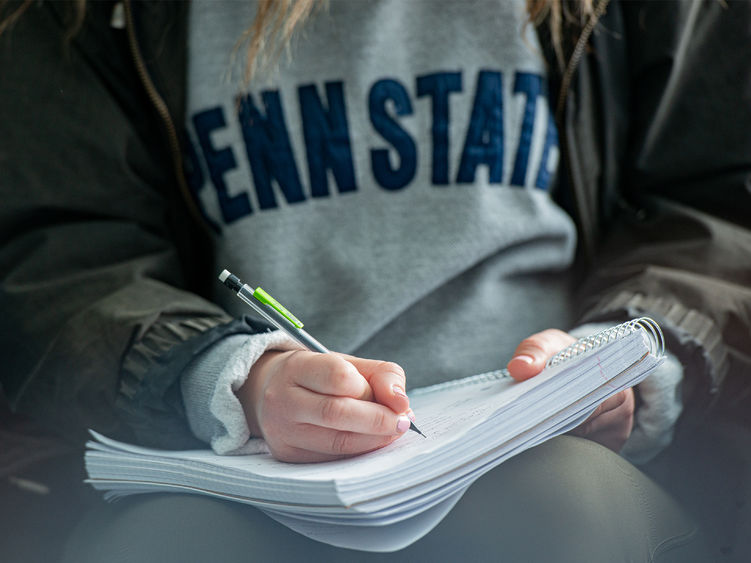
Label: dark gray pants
xmin=61 ymin=436 xmax=708 ymax=562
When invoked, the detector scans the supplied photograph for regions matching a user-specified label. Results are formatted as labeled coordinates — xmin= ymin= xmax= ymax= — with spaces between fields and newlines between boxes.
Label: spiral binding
xmin=545 ymin=317 xmax=664 ymax=369
xmin=411 ymin=318 xmax=664 ymax=397
xmin=410 ymin=369 xmax=510 ymax=397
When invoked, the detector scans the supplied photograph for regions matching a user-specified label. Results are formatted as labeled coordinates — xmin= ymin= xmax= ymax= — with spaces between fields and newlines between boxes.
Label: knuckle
xmin=371 ymin=408 xmax=389 ymax=433
xmin=320 ymin=397 xmax=344 ymax=426
xmin=328 ymin=362 xmax=357 ymax=390
xmin=330 ymin=431 xmax=354 ymax=455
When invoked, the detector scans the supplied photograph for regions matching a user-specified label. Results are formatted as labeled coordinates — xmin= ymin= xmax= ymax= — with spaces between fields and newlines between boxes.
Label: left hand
xmin=506 ymin=329 xmax=635 ymax=453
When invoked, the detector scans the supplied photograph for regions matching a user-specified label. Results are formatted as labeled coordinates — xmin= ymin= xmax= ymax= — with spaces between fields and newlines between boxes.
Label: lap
xmin=62 ymin=436 xmax=708 ymax=563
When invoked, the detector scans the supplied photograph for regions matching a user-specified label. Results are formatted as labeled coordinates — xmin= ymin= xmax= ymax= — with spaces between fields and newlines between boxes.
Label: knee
xmin=487 ymin=436 xmax=704 ymax=562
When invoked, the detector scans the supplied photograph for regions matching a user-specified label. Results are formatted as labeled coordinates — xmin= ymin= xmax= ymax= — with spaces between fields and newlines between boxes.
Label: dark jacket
xmin=1 ymin=0 xmax=750 ymax=462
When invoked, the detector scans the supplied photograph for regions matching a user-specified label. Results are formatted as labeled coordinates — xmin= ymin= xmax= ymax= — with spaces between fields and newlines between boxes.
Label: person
xmin=1 ymin=0 xmax=749 ymax=560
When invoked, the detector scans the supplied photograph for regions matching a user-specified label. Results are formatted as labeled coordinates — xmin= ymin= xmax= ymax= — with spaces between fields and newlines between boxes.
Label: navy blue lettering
xmin=416 ymin=72 xmax=462 ymax=185
xmin=237 ymin=92 xmax=306 ymax=210
xmin=535 ymin=108 xmax=558 ymax=190
xmin=298 ymin=82 xmax=357 ymax=197
xmin=510 ymin=72 xmax=543 ymax=186
xmin=456 ymin=70 xmax=504 ymax=184
xmin=368 ymin=79 xmax=417 ymax=191
xmin=192 ymin=107 xmax=251 ymax=223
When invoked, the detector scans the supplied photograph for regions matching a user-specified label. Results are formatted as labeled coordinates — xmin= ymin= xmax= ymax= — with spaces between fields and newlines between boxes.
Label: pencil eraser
xmin=218 ymin=269 xmax=231 ymax=283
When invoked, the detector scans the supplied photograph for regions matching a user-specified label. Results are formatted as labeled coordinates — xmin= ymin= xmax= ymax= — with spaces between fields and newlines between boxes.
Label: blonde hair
xmin=240 ymin=0 xmax=596 ymax=81
xmin=236 ymin=0 xmax=321 ymax=83
xmin=1 ymin=0 xmax=597 ymax=78
xmin=527 ymin=0 xmax=595 ymax=69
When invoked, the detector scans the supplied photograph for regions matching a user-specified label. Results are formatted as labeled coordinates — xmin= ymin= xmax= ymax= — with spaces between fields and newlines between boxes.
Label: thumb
xmin=507 ymin=329 xmax=575 ymax=382
xmin=339 ymin=355 xmax=408 ymax=413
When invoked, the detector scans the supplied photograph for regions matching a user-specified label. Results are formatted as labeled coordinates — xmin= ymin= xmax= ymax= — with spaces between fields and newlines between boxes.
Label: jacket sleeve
xmin=0 ymin=2 xmax=266 ymax=448
xmin=574 ymin=0 xmax=751 ymax=415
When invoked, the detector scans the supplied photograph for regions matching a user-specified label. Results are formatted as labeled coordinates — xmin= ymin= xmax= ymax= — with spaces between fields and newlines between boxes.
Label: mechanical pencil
xmin=218 ymin=269 xmax=425 ymax=437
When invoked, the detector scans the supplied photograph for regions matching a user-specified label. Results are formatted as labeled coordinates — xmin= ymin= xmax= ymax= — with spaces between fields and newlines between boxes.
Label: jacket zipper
xmin=122 ymin=0 xmax=211 ymax=235
xmin=555 ymin=0 xmax=610 ymax=262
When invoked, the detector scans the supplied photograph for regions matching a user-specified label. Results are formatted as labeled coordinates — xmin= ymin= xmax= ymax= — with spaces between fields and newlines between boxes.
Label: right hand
xmin=507 ymin=328 xmax=635 ymax=452
xmin=236 ymin=350 xmax=413 ymax=462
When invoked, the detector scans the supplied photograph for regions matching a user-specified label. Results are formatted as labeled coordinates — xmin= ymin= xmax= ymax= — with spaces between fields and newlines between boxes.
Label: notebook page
xmin=87 ymin=328 xmax=651 ymax=506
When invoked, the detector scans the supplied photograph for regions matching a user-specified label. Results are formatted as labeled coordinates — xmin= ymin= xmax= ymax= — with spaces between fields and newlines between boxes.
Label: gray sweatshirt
xmin=180 ymin=0 xmax=681 ymax=461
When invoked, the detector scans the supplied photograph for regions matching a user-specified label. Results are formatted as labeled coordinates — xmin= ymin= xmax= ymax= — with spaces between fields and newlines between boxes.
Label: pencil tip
xmin=410 ymin=421 xmax=426 ymax=438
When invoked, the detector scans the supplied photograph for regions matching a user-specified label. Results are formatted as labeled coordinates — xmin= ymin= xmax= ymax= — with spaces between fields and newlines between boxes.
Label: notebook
xmin=85 ymin=317 xmax=665 ymax=552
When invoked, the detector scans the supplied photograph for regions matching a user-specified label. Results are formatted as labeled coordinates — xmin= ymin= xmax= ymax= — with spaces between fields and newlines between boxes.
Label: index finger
xmin=288 ymin=351 xmax=373 ymax=401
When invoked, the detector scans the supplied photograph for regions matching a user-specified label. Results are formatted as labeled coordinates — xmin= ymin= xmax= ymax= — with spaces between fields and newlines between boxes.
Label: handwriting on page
xmin=298 ymin=377 xmax=524 ymax=479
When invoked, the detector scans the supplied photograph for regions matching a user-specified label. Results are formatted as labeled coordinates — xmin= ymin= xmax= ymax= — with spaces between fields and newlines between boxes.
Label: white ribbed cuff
xmin=180 ymin=330 xmax=301 ymax=455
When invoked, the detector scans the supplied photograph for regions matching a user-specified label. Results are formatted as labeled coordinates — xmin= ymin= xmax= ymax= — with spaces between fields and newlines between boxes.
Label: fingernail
xmin=396 ymin=415 xmax=410 ymax=433
xmin=392 ymin=384 xmax=407 ymax=398
xmin=511 ymin=354 xmax=535 ymax=364
xmin=406 ymin=409 xmax=416 ymax=422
